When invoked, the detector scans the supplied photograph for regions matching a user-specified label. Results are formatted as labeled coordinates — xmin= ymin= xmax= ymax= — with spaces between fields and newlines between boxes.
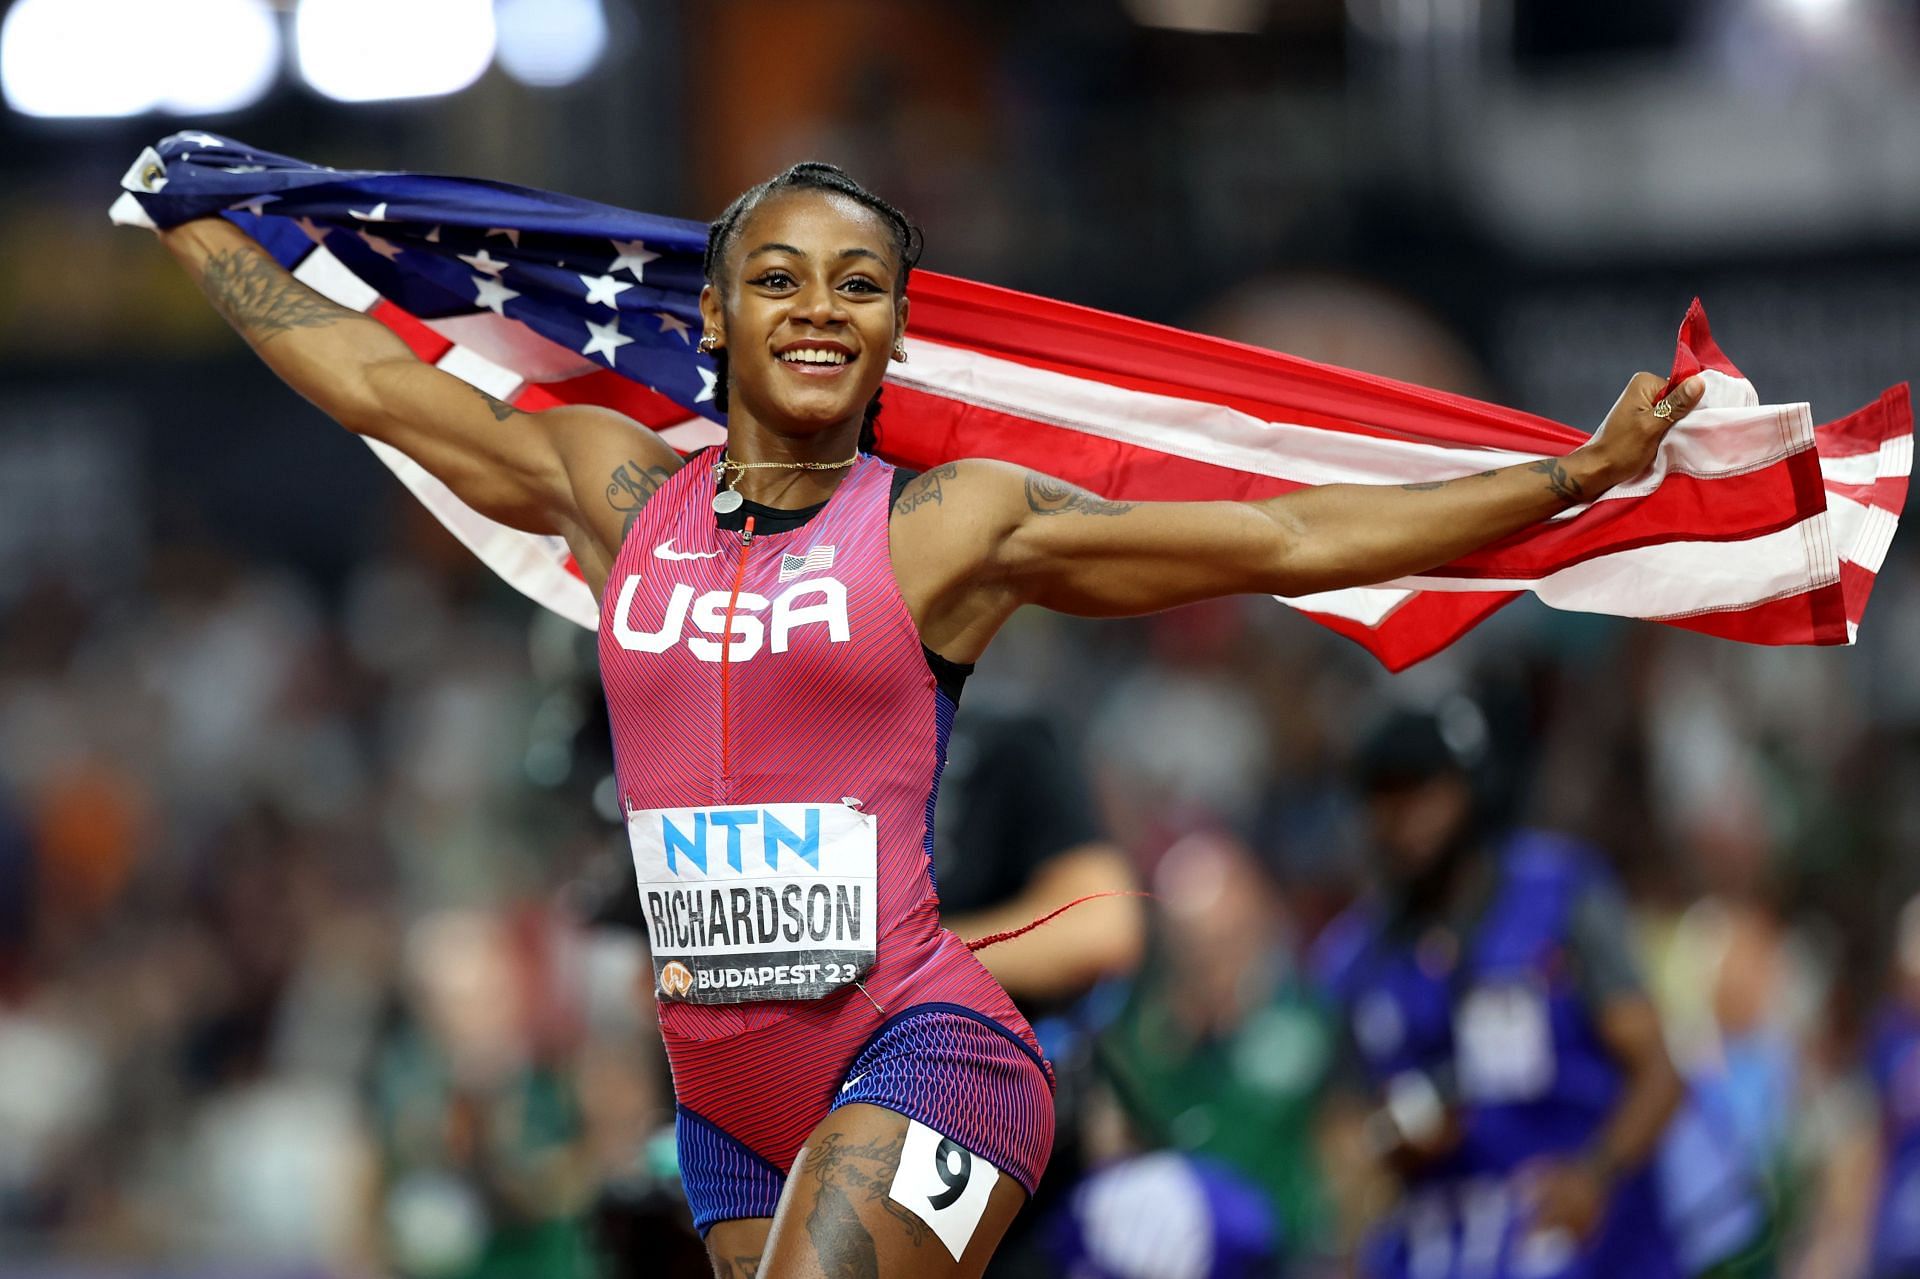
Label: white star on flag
xmin=486 ymin=227 xmax=522 ymax=246
xmin=349 ymin=202 xmax=391 ymax=222
xmin=458 ymin=248 xmax=508 ymax=276
xmin=359 ymin=229 xmax=404 ymax=260
xmin=426 ymin=226 xmax=442 ymax=243
xmin=608 ymin=238 xmax=659 ymax=280
xmin=579 ymin=273 xmax=633 ymax=309
xmin=220 ymin=164 xmax=268 ymax=174
xmin=473 ymin=275 xmax=521 ymax=316
xmin=582 ymin=318 xmax=633 ymax=364
xmin=695 ymin=365 xmax=717 ymax=403
xmin=176 ymin=132 xmax=225 ymax=148
xmin=656 ymin=311 xmax=692 ymax=343
xmin=227 ymin=194 xmax=280 ymax=217
xmin=295 ymin=216 xmax=329 ymax=244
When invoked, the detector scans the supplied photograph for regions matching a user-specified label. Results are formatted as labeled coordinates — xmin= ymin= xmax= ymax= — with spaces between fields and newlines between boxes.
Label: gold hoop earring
xmin=892 ymin=341 xmax=908 ymax=363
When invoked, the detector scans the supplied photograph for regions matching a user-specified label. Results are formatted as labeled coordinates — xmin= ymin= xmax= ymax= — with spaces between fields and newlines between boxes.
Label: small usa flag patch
xmin=779 ymin=545 xmax=836 ymax=581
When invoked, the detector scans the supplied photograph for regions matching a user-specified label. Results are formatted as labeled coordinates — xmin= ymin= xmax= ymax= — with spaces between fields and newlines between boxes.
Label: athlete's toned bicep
xmin=993 ymin=467 xmax=1299 ymax=616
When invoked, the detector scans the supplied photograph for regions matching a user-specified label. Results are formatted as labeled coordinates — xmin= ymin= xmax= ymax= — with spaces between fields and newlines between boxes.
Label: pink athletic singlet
xmin=598 ymin=449 xmax=1055 ymax=1232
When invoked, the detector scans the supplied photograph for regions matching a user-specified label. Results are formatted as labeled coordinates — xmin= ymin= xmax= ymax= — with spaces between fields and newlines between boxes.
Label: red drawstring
xmin=964 ymin=891 xmax=1154 ymax=952
xmin=719 ymin=515 xmax=754 ymax=786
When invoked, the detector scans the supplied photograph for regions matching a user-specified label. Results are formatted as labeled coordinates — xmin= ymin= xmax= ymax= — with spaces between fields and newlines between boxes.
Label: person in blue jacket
xmin=1315 ymin=700 xmax=1768 ymax=1279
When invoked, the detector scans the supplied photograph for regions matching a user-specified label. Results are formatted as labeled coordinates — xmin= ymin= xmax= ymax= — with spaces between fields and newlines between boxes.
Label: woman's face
xmin=699 ymin=189 xmax=907 ymax=440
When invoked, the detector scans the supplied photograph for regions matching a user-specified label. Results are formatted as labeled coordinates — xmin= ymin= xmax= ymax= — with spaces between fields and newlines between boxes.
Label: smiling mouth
xmin=777 ymin=347 xmax=856 ymax=378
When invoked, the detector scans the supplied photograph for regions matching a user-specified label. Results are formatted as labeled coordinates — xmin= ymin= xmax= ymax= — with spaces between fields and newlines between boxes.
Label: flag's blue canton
xmin=134 ymin=131 xmax=720 ymax=420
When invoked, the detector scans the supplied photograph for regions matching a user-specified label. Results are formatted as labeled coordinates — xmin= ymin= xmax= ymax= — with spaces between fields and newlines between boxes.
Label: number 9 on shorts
xmin=887 ymin=1119 xmax=1001 ymax=1261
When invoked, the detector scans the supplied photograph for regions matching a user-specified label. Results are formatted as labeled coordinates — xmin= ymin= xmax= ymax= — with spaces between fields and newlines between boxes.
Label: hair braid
xmin=701 ymin=162 xmax=921 ymax=455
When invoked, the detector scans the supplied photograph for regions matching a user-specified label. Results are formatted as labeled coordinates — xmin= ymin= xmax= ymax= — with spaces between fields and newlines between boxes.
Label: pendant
xmin=712 ymin=489 xmax=744 ymax=514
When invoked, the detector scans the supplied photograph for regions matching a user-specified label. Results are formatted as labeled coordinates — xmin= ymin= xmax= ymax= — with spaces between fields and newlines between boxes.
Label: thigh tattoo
xmin=803 ymin=1130 xmax=933 ymax=1278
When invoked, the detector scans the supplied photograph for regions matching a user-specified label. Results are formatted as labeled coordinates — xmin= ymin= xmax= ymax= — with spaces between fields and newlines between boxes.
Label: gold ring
xmin=1652 ymin=398 xmax=1675 ymax=420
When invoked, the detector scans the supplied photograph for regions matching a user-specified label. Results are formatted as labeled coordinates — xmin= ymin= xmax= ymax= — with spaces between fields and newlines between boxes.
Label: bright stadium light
xmin=296 ymin=0 xmax=496 ymax=103
xmin=157 ymin=0 xmax=282 ymax=114
xmin=495 ymin=0 xmax=608 ymax=88
xmin=1 ymin=0 xmax=279 ymax=119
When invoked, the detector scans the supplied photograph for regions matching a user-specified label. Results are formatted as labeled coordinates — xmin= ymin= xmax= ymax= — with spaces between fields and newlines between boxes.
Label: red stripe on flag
xmin=1659 ymin=581 xmax=1850 ymax=646
xmin=370 ymin=300 xmax=454 ymax=364
xmin=906 ymin=270 xmax=1588 ymax=453
xmin=1299 ymin=591 xmax=1521 ymax=673
xmin=881 ymin=385 xmax=1829 ymax=582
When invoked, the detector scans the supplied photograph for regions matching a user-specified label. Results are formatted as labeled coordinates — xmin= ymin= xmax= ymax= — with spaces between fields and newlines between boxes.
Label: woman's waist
xmin=658 ymin=919 xmax=1025 ymax=1049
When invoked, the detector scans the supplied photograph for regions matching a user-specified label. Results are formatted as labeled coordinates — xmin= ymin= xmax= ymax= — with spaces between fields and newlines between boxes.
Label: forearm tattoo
xmin=469 ymin=383 xmax=519 ymax=421
xmin=198 ymin=246 xmax=368 ymax=341
xmin=607 ymin=460 xmax=675 ymax=539
xmin=802 ymin=1130 xmax=930 ymax=1277
xmin=891 ymin=462 xmax=956 ymax=516
xmin=1527 ymin=457 xmax=1585 ymax=503
xmin=1023 ymin=472 xmax=1134 ymax=517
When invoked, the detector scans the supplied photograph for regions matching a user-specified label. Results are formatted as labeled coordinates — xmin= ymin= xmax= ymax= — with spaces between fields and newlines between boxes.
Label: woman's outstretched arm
xmin=891 ymin=371 xmax=1702 ymax=658
xmin=155 ymin=217 xmax=680 ymax=592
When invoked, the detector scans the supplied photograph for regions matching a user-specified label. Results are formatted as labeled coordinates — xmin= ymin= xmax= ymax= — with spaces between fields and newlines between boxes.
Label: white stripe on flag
xmin=361 ymin=436 xmax=598 ymax=629
xmin=292 ymin=245 xmax=379 ymax=312
xmin=422 ymin=310 xmax=601 ymax=384
xmin=1390 ymin=512 xmax=1838 ymax=620
xmin=435 ymin=344 xmax=524 ymax=402
xmin=893 ymin=340 xmax=1814 ymax=496
xmin=1830 ymin=495 xmax=1899 ymax=573
xmin=1277 ymin=585 xmax=1414 ymax=628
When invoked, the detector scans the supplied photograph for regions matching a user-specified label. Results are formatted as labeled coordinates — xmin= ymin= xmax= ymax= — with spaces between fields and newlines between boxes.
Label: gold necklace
xmin=711 ymin=452 xmax=859 ymax=514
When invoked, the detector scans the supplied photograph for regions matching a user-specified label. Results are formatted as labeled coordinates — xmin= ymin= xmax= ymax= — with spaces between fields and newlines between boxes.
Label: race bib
xmin=1455 ymin=982 xmax=1555 ymax=1103
xmin=626 ymin=800 xmax=878 ymax=1003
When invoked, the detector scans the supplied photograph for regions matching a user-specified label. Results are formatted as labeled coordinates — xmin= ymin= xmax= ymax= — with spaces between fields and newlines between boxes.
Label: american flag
xmin=112 ymin=132 xmax=1911 ymax=670
xmin=779 ymin=545 xmax=837 ymax=582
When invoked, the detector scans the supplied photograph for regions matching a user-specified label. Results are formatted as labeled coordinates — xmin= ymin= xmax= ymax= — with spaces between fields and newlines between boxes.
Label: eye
xmin=840 ymin=276 xmax=885 ymax=295
xmin=749 ymin=270 xmax=796 ymax=290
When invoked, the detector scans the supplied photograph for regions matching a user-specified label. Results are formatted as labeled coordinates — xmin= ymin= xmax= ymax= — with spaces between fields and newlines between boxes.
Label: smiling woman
xmin=148 ymin=150 xmax=1700 ymax=1278
xmin=697 ymin=163 xmax=922 ymax=459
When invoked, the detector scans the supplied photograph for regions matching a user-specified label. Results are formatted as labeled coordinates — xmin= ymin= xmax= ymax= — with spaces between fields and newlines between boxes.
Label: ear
xmin=895 ymin=294 xmax=910 ymax=343
xmin=697 ymin=283 xmax=725 ymax=348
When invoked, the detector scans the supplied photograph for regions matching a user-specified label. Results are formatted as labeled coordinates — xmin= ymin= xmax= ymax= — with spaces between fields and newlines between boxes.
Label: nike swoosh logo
xmin=840 ymin=1073 xmax=866 ymax=1093
xmin=653 ymin=539 xmax=720 ymax=561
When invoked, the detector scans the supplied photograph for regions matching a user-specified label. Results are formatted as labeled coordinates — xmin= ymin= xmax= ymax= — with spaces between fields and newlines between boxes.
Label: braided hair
xmin=701 ymin=162 xmax=923 ymax=454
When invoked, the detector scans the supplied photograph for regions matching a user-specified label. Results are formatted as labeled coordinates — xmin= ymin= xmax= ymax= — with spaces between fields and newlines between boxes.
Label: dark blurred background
xmin=2 ymin=0 xmax=1917 ymax=1275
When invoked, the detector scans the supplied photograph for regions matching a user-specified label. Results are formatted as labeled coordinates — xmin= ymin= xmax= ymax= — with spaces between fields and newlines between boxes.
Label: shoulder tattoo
xmin=892 ymin=461 xmax=957 ymax=517
xmin=607 ymin=459 xmax=675 ymax=538
xmin=1024 ymin=472 xmax=1134 ymax=517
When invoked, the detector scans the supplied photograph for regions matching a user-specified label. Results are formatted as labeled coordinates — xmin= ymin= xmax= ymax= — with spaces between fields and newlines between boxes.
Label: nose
xmin=792 ymin=276 xmax=846 ymax=328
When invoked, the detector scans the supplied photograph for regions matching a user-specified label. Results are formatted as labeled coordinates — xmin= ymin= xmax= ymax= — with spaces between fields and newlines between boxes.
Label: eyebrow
xmin=744 ymin=243 xmax=889 ymax=266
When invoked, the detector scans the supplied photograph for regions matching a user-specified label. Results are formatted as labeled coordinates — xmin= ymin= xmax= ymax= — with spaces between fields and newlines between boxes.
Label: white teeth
xmin=780 ymin=348 xmax=850 ymax=365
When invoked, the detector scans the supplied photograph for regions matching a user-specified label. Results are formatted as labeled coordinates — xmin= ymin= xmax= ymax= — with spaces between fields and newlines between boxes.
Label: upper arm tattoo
xmin=802 ymin=1130 xmax=930 ymax=1277
xmin=198 ymin=246 xmax=371 ymax=342
xmin=1024 ymin=472 xmax=1134 ymax=517
xmin=607 ymin=460 xmax=675 ymax=539
xmin=891 ymin=462 xmax=956 ymax=517
xmin=468 ymin=383 xmax=520 ymax=421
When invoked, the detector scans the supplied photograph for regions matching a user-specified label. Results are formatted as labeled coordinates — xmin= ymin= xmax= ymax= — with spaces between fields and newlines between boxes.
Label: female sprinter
xmin=153 ymin=163 xmax=1701 ymax=1278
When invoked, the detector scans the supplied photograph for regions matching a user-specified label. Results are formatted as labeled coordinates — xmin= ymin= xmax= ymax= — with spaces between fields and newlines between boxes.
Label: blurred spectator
xmin=1047 ymin=1150 xmax=1283 ymax=1279
xmin=1312 ymin=700 xmax=1769 ymax=1279
xmin=1796 ymin=895 xmax=1920 ymax=1279
xmin=1092 ymin=831 xmax=1338 ymax=1273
